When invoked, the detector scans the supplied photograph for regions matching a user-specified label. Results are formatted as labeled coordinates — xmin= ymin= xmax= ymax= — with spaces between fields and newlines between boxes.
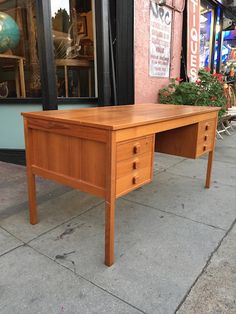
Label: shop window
xmin=200 ymin=3 xmax=214 ymax=69
xmin=0 ymin=0 xmax=41 ymax=98
xmin=51 ymin=0 xmax=97 ymax=98
xmin=221 ymin=20 xmax=236 ymax=81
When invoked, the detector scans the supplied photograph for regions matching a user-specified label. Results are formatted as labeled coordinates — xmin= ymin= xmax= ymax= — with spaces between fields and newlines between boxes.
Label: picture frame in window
xmin=77 ymin=16 xmax=87 ymax=36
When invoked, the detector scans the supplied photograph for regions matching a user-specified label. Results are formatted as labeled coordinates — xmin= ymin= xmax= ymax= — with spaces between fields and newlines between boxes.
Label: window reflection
xmin=0 ymin=0 xmax=41 ymax=98
xmin=51 ymin=0 xmax=96 ymax=98
xmin=200 ymin=5 xmax=213 ymax=69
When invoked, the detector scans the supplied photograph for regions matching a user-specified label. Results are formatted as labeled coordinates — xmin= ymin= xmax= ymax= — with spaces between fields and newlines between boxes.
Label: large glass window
xmin=51 ymin=0 xmax=97 ymax=98
xmin=0 ymin=0 xmax=41 ymax=98
xmin=200 ymin=2 xmax=214 ymax=69
xmin=220 ymin=27 xmax=236 ymax=81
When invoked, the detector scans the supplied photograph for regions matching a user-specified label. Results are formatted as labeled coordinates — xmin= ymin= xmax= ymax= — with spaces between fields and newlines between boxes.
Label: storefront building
xmin=182 ymin=0 xmax=236 ymax=79
xmin=0 ymin=0 xmax=185 ymax=164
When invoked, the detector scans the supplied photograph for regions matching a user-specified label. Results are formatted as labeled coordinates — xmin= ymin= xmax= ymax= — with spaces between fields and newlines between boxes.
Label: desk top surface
xmin=22 ymin=104 xmax=220 ymax=130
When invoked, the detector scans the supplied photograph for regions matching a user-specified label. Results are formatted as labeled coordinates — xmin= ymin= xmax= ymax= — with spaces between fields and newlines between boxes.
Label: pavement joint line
xmin=164 ymin=170 xmax=236 ymax=188
xmin=0 ymin=200 xmax=104 ymax=245
xmin=0 ymin=243 xmax=24 ymax=259
xmin=0 ymin=212 xmax=146 ymax=314
xmin=0 ymin=177 xmax=26 ymax=189
xmin=22 ymin=243 xmax=147 ymax=314
xmin=0 ymin=186 xmax=73 ymax=219
xmin=153 ymin=158 xmax=188 ymax=174
xmin=213 ymin=159 xmax=236 ymax=165
xmin=0 ymin=224 xmax=25 ymax=243
xmin=26 ymin=200 xmax=104 ymax=245
xmin=0 ymin=224 xmax=28 ymax=245
xmin=121 ymin=198 xmax=227 ymax=232
xmin=1 ymin=157 xmax=235 ymax=312
xmin=174 ymin=217 xmax=236 ymax=313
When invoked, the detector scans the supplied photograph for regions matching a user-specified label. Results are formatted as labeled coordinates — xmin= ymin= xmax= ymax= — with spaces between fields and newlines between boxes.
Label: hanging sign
xmin=149 ymin=1 xmax=172 ymax=78
xmin=187 ymin=0 xmax=200 ymax=80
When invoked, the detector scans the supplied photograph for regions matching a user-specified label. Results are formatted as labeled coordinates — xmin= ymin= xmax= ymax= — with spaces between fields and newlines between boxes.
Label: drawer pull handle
xmin=133 ymin=144 xmax=141 ymax=154
xmin=205 ymin=124 xmax=209 ymax=131
xmin=203 ymin=145 xmax=207 ymax=151
xmin=132 ymin=176 xmax=139 ymax=185
xmin=204 ymin=135 xmax=208 ymax=141
xmin=133 ymin=158 xmax=139 ymax=169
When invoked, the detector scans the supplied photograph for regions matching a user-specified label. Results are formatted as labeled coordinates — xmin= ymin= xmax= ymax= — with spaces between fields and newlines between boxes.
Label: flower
xmin=175 ymin=77 xmax=183 ymax=82
xmin=196 ymin=79 xmax=201 ymax=85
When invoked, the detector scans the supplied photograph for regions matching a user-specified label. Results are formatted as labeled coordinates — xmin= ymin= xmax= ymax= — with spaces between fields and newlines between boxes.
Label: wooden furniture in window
xmin=55 ymin=58 xmax=93 ymax=97
xmin=22 ymin=104 xmax=220 ymax=266
xmin=0 ymin=53 xmax=26 ymax=97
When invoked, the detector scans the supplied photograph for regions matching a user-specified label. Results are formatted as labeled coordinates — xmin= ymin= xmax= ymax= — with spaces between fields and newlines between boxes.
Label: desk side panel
xmin=28 ymin=124 xmax=107 ymax=197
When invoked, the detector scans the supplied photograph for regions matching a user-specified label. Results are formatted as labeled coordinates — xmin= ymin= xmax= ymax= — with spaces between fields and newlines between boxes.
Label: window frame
xmin=0 ymin=0 xmax=111 ymax=109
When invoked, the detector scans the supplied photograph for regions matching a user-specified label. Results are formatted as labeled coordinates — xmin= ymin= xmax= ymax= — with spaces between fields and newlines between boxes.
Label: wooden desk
xmin=22 ymin=104 xmax=220 ymax=266
xmin=0 ymin=54 xmax=26 ymax=97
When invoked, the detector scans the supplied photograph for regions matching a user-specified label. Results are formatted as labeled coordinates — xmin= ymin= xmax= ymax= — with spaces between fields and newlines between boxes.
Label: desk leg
xmin=105 ymin=132 xmax=116 ymax=266
xmin=24 ymin=120 xmax=38 ymax=224
xmin=105 ymin=197 xmax=115 ymax=266
xmin=27 ymin=169 xmax=38 ymax=224
xmin=205 ymin=150 xmax=214 ymax=188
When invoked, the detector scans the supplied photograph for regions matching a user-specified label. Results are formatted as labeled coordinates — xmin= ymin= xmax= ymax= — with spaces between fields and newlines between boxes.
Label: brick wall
xmin=134 ymin=0 xmax=185 ymax=103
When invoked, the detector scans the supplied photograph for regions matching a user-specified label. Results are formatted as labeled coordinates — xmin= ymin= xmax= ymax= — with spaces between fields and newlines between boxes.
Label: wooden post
xmin=88 ymin=67 xmax=92 ymax=97
xmin=15 ymin=65 xmax=20 ymax=98
xmin=64 ymin=65 xmax=68 ymax=97
xmin=19 ymin=58 xmax=26 ymax=97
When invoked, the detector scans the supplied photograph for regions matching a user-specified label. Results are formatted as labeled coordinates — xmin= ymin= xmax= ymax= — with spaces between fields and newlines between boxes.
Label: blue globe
xmin=0 ymin=12 xmax=20 ymax=53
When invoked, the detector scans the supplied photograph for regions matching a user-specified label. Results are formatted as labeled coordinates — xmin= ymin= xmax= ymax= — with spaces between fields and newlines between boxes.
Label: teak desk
xmin=22 ymin=104 xmax=220 ymax=266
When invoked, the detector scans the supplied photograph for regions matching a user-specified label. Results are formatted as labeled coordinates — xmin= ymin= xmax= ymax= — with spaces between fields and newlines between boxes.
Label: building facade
xmin=1 ymin=0 xmax=235 ymax=164
xmin=182 ymin=0 xmax=236 ymax=78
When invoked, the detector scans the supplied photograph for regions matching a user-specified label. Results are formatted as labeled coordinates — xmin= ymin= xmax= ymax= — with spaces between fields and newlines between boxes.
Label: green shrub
xmin=159 ymin=68 xmax=227 ymax=118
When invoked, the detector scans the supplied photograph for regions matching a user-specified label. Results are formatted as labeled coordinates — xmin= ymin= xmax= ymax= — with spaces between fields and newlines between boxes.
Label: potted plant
xmin=159 ymin=68 xmax=227 ymax=119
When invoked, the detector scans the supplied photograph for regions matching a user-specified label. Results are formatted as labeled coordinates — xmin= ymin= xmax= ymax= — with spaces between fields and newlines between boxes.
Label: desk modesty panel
xmin=22 ymin=104 xmax=220 ymax=266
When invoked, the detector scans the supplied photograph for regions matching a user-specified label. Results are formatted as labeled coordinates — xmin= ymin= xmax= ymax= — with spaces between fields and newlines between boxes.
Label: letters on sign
xmin=187 ymin=0 xmax=200 ymax=80
xmin=149 ymin=1 xmax=172 ymax=78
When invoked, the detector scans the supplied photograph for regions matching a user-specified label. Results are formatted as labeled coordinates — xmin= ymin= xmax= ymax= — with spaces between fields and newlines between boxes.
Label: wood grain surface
xmin=22 ymin=104 xmax=220 ymax=130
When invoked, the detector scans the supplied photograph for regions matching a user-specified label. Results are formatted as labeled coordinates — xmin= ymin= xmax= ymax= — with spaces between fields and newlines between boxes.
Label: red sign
xmin=187 ymin=0 xmax=200 ymax=80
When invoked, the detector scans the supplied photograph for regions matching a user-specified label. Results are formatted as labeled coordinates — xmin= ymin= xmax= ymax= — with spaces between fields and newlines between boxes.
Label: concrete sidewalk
xmin=0 ymin=131 xmax=236 ymax=314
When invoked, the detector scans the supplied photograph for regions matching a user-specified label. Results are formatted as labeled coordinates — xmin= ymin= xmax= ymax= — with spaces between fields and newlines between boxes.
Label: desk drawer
xmin=116 ymin=153 xmax=152 ymax=178
xmin=198 ymin=119 xmax=216 ymax=135
xmin=196 ymin=119 xmax=216 ymax=156
xmin=116 ymin=136 xmax=153 ymax=162
xmin=116 ymin=166 xmax=152 ymax=197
